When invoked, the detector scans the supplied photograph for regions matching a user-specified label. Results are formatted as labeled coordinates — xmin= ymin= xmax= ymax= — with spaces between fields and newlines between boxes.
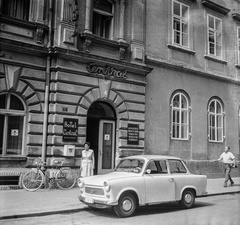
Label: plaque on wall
xmin=62 ymin=118 xmax=78 ymax=142
xmin=127 ymin=124 xmax=139 ymax=145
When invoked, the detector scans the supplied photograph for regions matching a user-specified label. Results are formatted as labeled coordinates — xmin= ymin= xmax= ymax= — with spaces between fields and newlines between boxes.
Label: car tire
xmin=180 ymin=189 xmax=195 ymax=209
xmin=113 ymin=193 xmax=137 ymax=218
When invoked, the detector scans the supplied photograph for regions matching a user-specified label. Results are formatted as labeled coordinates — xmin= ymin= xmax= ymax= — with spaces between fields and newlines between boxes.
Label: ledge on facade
xmin=232 ymin=13 xmax=240 ymax=22
xmin=79 ymin=32 xmax=129 ymax=60
xmin=0 ymin=156 xmax=27 ymax=161
xmin=0 ymin=14 xmax=48 ymax=30
xmin=51 ymin=46 xmax=152 ymax=76
xmin=0 ymin=38 xmax=48 ymax=58
xmin=236 ymin=64 xmax=240 ymax=69
xmin=167 ymin=44 xmax=196 ymax=55
xmin=0 ymin=14 xmax=48 ymax=44
xmin=146 ymin=55 xmax=239 ymax=85
xmin=204 ymin=55 xmax=228 ymax=64
xmin=202 ymin=0 xmax=230 ymax=15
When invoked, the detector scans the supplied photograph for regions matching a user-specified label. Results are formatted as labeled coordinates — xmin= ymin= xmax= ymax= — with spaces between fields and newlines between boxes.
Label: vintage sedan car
xmin=78 ymin=155 xmax=207 ymax=217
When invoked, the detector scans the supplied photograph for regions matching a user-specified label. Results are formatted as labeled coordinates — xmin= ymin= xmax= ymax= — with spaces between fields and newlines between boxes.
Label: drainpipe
xmin=41 ymin=0 xmax=53 ymax=166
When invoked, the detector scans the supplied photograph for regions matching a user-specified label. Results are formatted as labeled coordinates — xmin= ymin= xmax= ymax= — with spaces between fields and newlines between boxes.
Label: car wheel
xmin=113 ymin=193 xmax=137 ymax=218
xmin=180 ymin=189 xmax=195 ymax=209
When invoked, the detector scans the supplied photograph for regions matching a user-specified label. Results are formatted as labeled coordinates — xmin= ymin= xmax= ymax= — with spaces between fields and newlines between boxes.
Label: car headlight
xmin=78 ymin=178 xmax=84 ymax=188
xmin=103 ymin=181 xmax=111 ymax=192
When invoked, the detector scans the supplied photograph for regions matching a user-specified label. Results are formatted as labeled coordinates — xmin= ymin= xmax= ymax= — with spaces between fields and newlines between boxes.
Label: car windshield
xmin=115 ymin=159 xmax=145 ymax=173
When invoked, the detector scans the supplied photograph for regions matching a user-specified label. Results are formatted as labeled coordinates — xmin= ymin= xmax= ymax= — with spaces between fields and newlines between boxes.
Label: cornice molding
xmin=232 ymin=13 xmax=240 ymax=22
xmin=146 ymin=55 xmax=240 ymax=85
xmin=51 ymin=47 xmax=153 ymax=76
xmin=0 ymin=38 xmax=48 ymax=57
xmin=202 ymin=0 xmax=230 ymax=15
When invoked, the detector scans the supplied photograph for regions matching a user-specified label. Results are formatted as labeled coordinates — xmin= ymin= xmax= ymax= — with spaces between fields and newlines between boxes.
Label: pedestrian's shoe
xmin=223 ymin=184 xmax=227 ymax=187
xmin=231 ymin=182 xmax=234 ymax=186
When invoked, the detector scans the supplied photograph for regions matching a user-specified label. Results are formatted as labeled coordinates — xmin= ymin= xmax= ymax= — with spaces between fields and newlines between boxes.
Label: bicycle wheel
xmin=22 ymin=169 xmax=44 ymax=191
xmin=55 ymin=168 xmax=76 ymax=190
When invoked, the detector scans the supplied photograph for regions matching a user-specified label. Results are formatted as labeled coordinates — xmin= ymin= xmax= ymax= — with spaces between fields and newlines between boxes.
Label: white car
xmin=78 ymin=155 xmax=207 ymax=217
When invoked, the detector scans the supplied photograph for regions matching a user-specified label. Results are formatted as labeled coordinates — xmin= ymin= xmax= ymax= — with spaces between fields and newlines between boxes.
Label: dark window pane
xmin=94 ymin=0 xmax=112 ymax=13
xmin=0 ymin=94 xmax=6 ymax=109
xmin=1 ymin=0 xmax=30 ymax=20
xmin=0 ymin=115 xmax=4 ymax=154
xmin=6 ymin=116 xmax=23 ymax=155
xmin=88 ymin=102 xmax=115 ymax=118
xmin=10 ymin=95 xmax=24 ymax=110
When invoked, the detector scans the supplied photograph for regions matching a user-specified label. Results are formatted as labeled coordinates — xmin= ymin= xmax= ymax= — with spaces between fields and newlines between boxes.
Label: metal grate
xmin=85 ymin=186 xmax=104 ymax=195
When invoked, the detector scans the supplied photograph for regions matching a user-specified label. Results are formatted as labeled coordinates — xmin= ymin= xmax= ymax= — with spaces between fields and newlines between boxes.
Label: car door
xmin=144 ymin=160 xmax=175 ymax=203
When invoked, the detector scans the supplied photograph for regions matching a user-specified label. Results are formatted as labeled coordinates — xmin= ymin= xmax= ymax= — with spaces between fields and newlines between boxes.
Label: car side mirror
xmin=146 ymin=169 xmax=151 ymax=174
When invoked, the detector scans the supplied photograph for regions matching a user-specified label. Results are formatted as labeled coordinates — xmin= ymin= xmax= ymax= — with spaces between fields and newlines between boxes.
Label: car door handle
xmin=168 ymin=178 xmax=174 ymax=182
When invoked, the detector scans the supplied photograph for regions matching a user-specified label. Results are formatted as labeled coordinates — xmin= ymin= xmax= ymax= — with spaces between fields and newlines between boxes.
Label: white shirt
xmin=219 ymin=152 xmax=235 ymax=164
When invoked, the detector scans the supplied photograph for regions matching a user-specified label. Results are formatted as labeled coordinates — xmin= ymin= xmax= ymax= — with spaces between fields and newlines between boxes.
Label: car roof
xmin=123 ymin=154 xmax=182 ymax=161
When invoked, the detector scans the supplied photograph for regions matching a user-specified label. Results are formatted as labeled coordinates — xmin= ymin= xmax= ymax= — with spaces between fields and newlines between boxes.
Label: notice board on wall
xmin=62 ymin=118 xmax=78 ymax=142
xmin=127 ymin=123 xmax=139 ymax=145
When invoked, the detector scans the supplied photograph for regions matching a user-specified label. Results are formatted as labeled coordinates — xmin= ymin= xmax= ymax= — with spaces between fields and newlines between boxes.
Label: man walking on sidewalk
xmin=216 ymin=146 xmax=236 ymax=187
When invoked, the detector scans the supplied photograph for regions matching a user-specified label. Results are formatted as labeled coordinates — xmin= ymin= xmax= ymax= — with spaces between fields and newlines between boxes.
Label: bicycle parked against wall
xmin=22 ymin=157 xmax=76 ymax=191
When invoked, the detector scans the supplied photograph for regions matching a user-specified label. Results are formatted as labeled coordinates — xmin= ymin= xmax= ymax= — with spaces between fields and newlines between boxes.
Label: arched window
xmin=0 ymin=93 xmax=26 ymax=156
xmin=171 ymin=92 xmax=190 ymax=140
xmin=208 ymin=98 xmax=224 ymax=142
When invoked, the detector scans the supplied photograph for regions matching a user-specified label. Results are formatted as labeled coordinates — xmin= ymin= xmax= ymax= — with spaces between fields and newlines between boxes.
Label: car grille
xmin=85 ymin=186 xmax=104 ymax=195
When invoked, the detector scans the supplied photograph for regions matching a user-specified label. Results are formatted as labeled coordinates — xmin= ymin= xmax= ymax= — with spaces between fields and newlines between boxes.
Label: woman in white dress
xmin=80 ymin=142 xmax=95 ymax=177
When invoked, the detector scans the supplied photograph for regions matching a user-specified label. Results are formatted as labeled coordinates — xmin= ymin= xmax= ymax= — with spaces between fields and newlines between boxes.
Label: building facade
xmin=145 ymin=0 xmax=240 ymax=177
xmin=0 ymin=0 xmax=151 ymax=179
xmin=0 ymin=0 xmax=239 ymax=186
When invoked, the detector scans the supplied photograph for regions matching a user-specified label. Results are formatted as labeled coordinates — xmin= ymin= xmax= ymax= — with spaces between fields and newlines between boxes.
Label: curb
xmin=0 ymin=207 xmax=85 ymax=220
xmin=1 ymin=191 xmax=239 ymax=220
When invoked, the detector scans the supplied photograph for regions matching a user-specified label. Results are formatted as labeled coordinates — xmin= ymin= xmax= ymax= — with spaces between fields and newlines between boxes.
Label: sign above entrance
xmin=86 ymin=63 xmax=127 ymax=79
xmin=127 ymin=124 xmax=139 ymax=145
xmin=62 ymin=118 xmax=78 ymax=142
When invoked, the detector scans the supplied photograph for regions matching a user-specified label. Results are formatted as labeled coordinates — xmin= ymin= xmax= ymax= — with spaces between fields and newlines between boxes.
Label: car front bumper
xmin=78 ymin=195 xmax=118 ymax=208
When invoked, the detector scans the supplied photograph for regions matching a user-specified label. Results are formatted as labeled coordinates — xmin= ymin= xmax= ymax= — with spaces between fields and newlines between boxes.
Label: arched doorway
xmin=86 ymin=101 xmax=116 ymax=174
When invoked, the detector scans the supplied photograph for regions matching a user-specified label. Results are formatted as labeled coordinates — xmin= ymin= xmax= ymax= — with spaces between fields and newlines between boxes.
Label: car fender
xmin=115 ymin=187 xmax=142 ymax=204
xmin=179 ymin=185 xmax=197 ymax=200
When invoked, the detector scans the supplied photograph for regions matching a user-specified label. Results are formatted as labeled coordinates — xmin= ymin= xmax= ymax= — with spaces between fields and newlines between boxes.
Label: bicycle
xmin=22 ymin=157 xmax=76 ymax=191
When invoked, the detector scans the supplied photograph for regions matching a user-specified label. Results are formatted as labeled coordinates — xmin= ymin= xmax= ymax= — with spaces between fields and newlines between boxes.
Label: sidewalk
xmin=0 ymin=177 xmax=240 ymax=220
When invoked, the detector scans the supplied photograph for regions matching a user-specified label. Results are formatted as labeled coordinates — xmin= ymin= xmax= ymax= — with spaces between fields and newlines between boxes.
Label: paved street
xmin=1 ymin=193 xmax=240 ymax=225
xmin=0 ymin=177 xmax=240 ymax=221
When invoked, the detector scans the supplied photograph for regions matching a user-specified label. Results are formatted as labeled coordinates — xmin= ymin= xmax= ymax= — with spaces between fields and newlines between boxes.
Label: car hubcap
xmin=122 ymin=199 xmax=132 ymax=211
xmin=185 ymin=193 xmax=192 ymax=204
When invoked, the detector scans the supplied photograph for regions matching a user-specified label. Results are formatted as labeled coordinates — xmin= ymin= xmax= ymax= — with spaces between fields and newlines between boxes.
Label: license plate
xmin=85 ymin=197 xmax=94 ymax=204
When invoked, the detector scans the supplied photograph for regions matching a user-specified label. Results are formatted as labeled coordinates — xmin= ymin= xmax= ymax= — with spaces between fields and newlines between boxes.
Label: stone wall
xmin=185 ymin=160 xmax=240 ymax=178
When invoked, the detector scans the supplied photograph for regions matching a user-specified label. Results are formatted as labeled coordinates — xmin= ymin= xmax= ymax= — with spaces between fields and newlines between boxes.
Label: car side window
xmin=146 ymin=160 xmax=168 ymax=174
xmin=168 ymin=160 xmax=187 ymax=173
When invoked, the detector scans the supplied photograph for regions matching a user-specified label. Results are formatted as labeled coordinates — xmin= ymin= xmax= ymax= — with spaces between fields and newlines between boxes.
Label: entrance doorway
xmin=86 ymin=101 xmax=116 ymax=175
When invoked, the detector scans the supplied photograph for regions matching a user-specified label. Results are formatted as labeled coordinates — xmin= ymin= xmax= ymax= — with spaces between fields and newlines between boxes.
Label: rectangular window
xmin=207 ymin=15 xmax=222 ymax=58
xmin=238 ymin=27 xmax=240 ymax=64
xmin=0 ymin=0 xmax=30 ymax=21
xmin=172 ymin=1 xmax=189 ymax=47
xmin=92 ymin=0 xmax=113 ymax=39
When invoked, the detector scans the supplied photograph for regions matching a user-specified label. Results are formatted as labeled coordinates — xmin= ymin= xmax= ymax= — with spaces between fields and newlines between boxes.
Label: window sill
xmin=167 ymin=44 xmax=196 ymax=55
xmin=204 ymin=55 xmax=228 ymax=64
xmin=0 ymin=156 xmax=26 ymax=161
xmin=235 ymin=64 xmax=240 ymax=69
xmin=80 ymin=32 xmax=129 ymax=60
